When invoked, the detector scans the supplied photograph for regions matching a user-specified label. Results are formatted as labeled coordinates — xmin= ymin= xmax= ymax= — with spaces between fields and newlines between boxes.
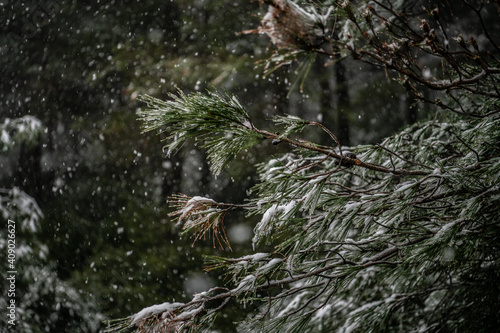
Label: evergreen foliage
xmin=0 ymin=117 xmax=103 ymax=332
xmin=108 ymin=1 xmax=500 ymax=332
xmin=138 ymin=91 xmax=264 ymax=176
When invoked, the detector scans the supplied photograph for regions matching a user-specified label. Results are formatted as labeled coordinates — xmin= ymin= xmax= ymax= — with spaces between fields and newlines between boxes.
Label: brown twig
xmin=255 ymin=127 xmax=430 ymax=176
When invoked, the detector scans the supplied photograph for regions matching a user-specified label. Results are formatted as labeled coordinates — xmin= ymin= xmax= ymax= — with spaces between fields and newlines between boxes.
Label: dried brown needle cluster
xmin=169 ymin=194 xmax=232 ymax=250
xmin=243 ymin=0 xmax=330 ymax=49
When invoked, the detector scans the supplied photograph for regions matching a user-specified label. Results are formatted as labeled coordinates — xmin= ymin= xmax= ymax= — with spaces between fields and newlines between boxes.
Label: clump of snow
xmin=178 ymin=196 xmax=215 ymax=224
xmin=256 ymin=258 xmax=283 ymax=275
xmin=395 ymin=181 xmax=416 ymax=195
xmin=241 ymin=252 xmax=270 ymax=261
xmin=261 ymin=201 xmax=296 ymax=227
xmin=277 ymin=291 xmax=309 ymax=317
xmin=0 ymin=116 xmax=44 ymax=151
xmin=131 ymin=302 xmax=184 ymax=325
xmin=431 ymin=220 xmax=457 ymax=242
xmin=175 ymin=305 xmax=203 ymax=321
xmin=253 ymin=201 xmax=297 ymax=245
xmin=312 ymin=303 xmax=332 ymax=322
xmin=343 ymin=201 xmax=363 ymax=213
xmin=232 ymin=275 xmax=256 ymax=294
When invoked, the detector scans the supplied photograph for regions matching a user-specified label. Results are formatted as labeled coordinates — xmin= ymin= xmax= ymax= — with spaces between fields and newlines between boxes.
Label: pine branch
xmin=137 ymin=90 xmax=264 ymax=175
xmin=106 ymin=232 xmax=433 ymax=333
xmin=252 ymin=126 xmax=430 ymax=176
xmin=138 ymin=91 xmax=430 ymax=178
xmin=113 ymin=2 xmax=500 ymax=332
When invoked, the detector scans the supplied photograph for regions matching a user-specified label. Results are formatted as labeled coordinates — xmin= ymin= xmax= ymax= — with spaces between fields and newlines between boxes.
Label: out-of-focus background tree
xmin=0 ymin=1 xmax=428 ymax=331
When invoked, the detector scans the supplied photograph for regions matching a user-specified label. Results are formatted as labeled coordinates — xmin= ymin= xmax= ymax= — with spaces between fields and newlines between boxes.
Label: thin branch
xmin=452 ymin=132 xmax=480 ymax=163
xmin=375 ymin=143 xmax=434 ymax=170
xmin=308 ymin=121 xmax=343 ymax=155
xmin=462 ymin=0 xmax=500 ymax=52
xmin=254 ymin=128 xmax=430 ymax=176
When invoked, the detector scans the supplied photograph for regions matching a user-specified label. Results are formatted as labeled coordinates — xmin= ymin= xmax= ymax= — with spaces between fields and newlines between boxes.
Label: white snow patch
xmin=131 ymin=302 xmax=184 ymax=325
xmin=175 ymin=305 xmax=203 ymax=321
xmin=178 ymin=196 xmax=215 ymax=223
xmin=312 ymin=303 xmax=332 ymax=322
xmin=241 ymin=119 xmax=252 ymax=128
xmin=232 ymin=275 xmax=256 ymax=294
xmin=259 ymin=200 xmax=296 ymax=227
xmin=344 ymin=201 xmax=362 ymax=212
xmin=277 ymin=291 xmax=309 ymax=317
xmin=395 ymin=181 xmax=416 ymax=194
xmin=432 ymin=220 xmax=457 ymax=241
xmin=239 ymin=252 xmax=269 ymax=262
xmin=256 ymin=258 xmax=283 ymax=275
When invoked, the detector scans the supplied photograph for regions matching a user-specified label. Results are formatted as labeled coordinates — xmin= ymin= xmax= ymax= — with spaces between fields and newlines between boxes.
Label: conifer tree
xmin=108 ymin=1 xmax=500 ymax=332
xmin=0 ymin=116 xmax=103 ymax=332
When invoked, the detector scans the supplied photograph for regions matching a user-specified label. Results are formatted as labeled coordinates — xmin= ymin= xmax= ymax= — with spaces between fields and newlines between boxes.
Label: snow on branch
xmin=139 ymin=90 xmax=431 ymax=180
xmin=111 ymin=1 xmax=500 ymax=332
xmin=245 ymin=0 xmax=500 ymax=112
xmin=169 ymin=194 xmax=237 ymax=250
xmin=105 ymin=288 xmax=232 ymax=333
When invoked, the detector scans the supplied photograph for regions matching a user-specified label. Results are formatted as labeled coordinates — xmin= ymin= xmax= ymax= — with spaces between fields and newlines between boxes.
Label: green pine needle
xmin=137 ymin=90 xmax=265 ymax=175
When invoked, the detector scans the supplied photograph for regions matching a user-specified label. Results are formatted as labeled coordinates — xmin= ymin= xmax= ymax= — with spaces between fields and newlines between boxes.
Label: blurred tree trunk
xmin=335 ymin=60 xmax=350 ymax=146
xmin=406 ymin=93 xmax=418 ymax=125
xmin=315 ymin=58 xmax=351 ymax=147
xmin=316 ymin=60 xmax=334 ymax=146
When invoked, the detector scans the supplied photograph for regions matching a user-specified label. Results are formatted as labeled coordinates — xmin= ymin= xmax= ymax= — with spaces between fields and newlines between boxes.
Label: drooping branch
xmin=108 ymin=231 xmax=435 ymax=332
